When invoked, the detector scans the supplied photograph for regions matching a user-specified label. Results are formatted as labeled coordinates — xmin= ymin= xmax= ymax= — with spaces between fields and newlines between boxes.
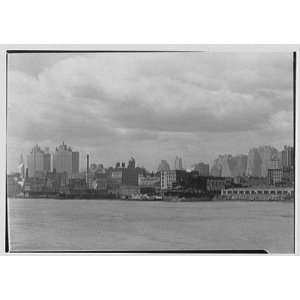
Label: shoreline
xmin=9 ymin=196 xmax=294 ymax=203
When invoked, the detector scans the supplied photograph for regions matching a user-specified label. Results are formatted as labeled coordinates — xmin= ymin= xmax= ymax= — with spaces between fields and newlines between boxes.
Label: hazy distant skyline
xmin=7 ymin=52 xmax=294 ymax=173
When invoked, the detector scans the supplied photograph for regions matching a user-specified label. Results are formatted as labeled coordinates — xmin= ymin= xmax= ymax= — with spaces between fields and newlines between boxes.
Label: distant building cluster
xmin=7 ymin=143 xmax=294 ymax=201
xmin=25 ymin=142 xmax=79 ymax=179
xmin=210 ymin=145 xmax=294 ymax=187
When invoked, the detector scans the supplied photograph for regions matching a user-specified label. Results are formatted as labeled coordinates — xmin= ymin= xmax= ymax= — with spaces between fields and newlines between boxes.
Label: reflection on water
xmin=8 ymin=198 xmax=294 ymax=253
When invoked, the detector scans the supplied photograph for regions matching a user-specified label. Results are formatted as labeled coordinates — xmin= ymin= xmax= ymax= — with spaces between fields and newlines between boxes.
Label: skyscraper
xmin=72 ymin=151 xmax=79 ymax=174
xmin=18 ymin=154 xmax=25 ymax=179
xmin=281 ymin=145 xmax=294 ymax=186
xmin=281 ymin=145 xmax=294 ymax=168
xmin=53 ymin=142 xmax=73 ymax=178
xmin=43 ymin=153 xmax=51 ymax=173
xmin=128 ymin=157 xmax=136 ymax=168
xmin=174 ymin=156 xmax=183 ymax=170
xmin=27 ymin=145 xmax=46 ymax=177
xmin=246 ymin=146 xmax=280 ymax=177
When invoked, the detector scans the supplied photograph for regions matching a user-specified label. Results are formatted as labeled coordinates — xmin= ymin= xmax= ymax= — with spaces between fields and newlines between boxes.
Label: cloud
xmin=7 ymin=52 xmax=294 ymax=172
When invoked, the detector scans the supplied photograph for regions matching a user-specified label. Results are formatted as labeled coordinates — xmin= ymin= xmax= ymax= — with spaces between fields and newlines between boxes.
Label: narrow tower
xmin=86 ymin=154 xmax=90 ymax=184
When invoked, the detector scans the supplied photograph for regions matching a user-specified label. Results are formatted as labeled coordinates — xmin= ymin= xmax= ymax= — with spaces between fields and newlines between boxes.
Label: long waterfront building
xmin=221 ymin=187 xmax=294 ymax=201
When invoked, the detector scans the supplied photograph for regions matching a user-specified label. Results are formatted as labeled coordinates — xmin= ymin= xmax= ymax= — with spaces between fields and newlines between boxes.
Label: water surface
xmin=8 ymin=198 xmax=294 ymax=253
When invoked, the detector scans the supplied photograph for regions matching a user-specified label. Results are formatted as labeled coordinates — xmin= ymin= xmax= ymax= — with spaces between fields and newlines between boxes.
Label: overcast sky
xmin=7 ymin=52 xmax=294 ymax=173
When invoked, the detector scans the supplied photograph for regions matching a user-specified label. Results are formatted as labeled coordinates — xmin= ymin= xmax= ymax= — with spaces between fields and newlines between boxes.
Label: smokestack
xmin=87 ymin=154 xmax=89 ymax=173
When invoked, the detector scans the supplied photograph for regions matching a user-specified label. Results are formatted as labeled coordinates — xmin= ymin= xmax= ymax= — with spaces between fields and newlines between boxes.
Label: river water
xmin=8 ymin=198 xmax=294 ymax=253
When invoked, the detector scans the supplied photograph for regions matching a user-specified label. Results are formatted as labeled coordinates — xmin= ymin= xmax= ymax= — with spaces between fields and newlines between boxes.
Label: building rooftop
xmin=224 ymin=186 xmax=294 ymax=190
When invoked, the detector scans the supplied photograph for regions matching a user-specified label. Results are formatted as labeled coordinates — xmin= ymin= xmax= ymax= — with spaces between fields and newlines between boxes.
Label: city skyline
xmin=14 ymin=141 xmax=293 ymax=176
xmin=7 ymin=52 xmax=294 ymax=173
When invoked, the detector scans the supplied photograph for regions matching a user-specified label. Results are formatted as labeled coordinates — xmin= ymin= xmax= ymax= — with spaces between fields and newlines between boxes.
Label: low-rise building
xmin=193 ymin=162 xmax=209 ymax=176
xmin=138 ymin=175 xmax=161 ymax=193
xmin=69 ymin=178 xmax=88 ymax=193
xmin=221 ymin=187 xmax=294 ymax=201
xmin=267 ymin=168 xmax=283 ymax=185
xmin=160 ymin=170 xmax=177 ymax=190
xmin=92 ymin=177 xmax=108 ymax=191
xmin=119 ymin=185 xmax=139 ymax=197
xmin=24 ymin=176 xmax=46 ymax=193
xmin=110 ymin=170 xmax=123 ymax=186
xmin=160 ymin=170 xmax=230 ymax=194
xmin=245 ymin=176 xmax=268 ymax=187
xmin=138 ymin=175 xmax=160 ymax=187
xmin=207 ymin=177 xmax=227 ymax=192
xmin=7 ymin=174 xmax=22 ymax=197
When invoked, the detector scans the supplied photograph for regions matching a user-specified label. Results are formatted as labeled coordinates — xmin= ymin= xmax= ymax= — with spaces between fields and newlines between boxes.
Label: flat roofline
xmin=223 ymin=187 xmax=294 ymax=190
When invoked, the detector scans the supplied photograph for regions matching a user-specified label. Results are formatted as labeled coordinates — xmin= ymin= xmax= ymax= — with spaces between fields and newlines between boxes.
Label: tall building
xmin=128 ymin=157 xmax=136 ymax=169
xmin=122 ymin=168 xmax=139 ymax=186
xmin=267 ymin=155 xmax=283 ymax=186
xmin=53 ymin=142 xmax=78 ymax=178
xmin=18 ymin=154 xmax=25 ymax=179
xmin=246 ymin=146 xmax=280 ymax=177
xmin=281 ymin=145 xmax=294 ymax=168
xmin=43 ymin=153 xmax=51 ymax=173
xmin=194 ymin=162 xmax=209 ymax=176
xmin=211 ymin=154 xmax=247 ymax=177
xmin=157 ymin=160 xmax=170 ymax=172
xmin=72 ymin=151 xmax=79 ymax=174
xmin=174 ymin=156 xmax=183 ymax=170
xmin=27 ymin=145 xmax=47 ymax=177
xmin=122 ymin=157 xmax=138 ymax=186
xmin=268 ymin=157 xmax=281 ymax=169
